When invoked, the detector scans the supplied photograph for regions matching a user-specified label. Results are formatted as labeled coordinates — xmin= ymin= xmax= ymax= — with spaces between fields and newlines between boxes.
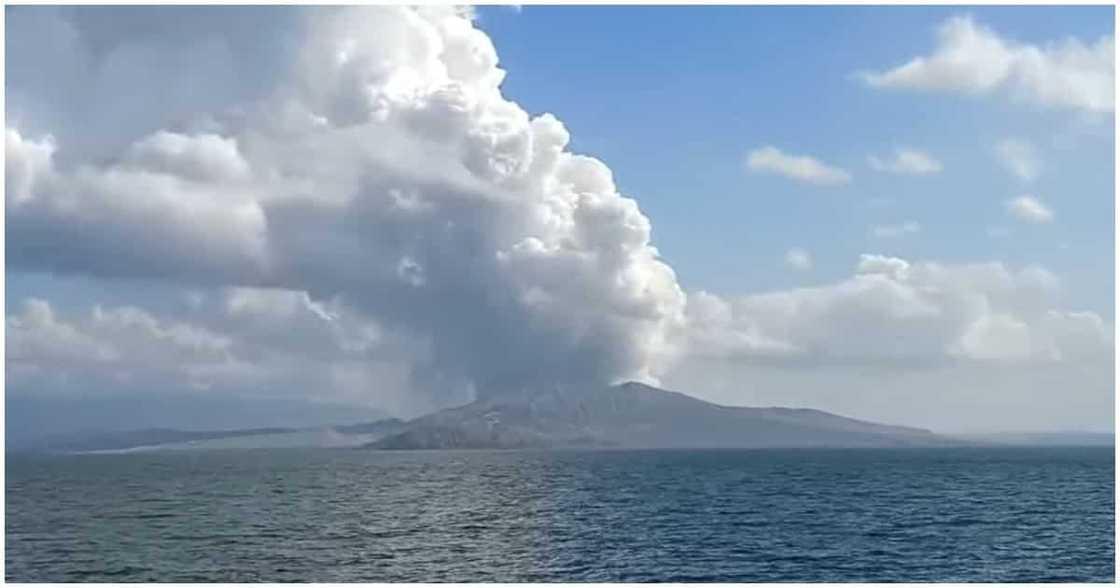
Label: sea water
xmin=5 ymin=446 xmax=1114 ymax=582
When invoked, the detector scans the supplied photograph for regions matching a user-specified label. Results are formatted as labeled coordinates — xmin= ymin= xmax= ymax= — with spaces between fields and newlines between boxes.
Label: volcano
xmin=366 ymin=382 xmax=953 ymax=450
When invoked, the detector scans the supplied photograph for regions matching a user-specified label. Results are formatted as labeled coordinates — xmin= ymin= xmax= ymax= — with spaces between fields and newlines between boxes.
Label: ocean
xmin=5 ymin=446 xmax=1114 ymax=582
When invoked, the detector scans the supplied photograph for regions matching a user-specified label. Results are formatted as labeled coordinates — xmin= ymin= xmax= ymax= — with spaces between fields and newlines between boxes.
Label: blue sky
xmin=477 ymin=5 xmax=1115 ymax=314
xmin=5 ymin=6 xmax=1115 ymax=436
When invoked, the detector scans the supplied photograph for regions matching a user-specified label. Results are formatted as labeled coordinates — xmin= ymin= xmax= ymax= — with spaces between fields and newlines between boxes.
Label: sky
xmin=5 ymin=5 xmax=1115 ymax=440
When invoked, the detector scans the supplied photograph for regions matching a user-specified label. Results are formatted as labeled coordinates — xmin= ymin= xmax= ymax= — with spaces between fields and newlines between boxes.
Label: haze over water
xmin=6 ymin=446 xmax=1113 ymax=582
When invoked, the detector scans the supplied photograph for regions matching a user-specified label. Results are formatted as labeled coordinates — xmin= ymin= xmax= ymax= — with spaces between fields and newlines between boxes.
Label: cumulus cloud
xmin=6 ymin=6 xmax=686 ymax=400
xmin=859 ymin=15 xmax=1114 ymax=113
xmin=871 ymin=221 xmax=921 ymax=239
xmin=123 ymin=131 xmax=252 ymax=182
xmin=680 ymin=255 xmax=1110 ymax=365
xmin=1005 ymin=195 xmax=1054 ymax=224
xmin=5 ymin=7 xmax=1111 ymax=429
xmin=784 ymin=248 xmax=813 ymax=271
xmin=7 ymin=298 xmax=235 ymax=392
xmin=6 ymin=127 xmax=270 ymax=283
xmin=868 ymin=148 xmax=943 ymax=175
xmin=746 ymin=146 xmax=852 ymax=186
xmin=994 ymin=138 xmax=1041 ymax=182
xmin=5 ymin=130 xmax=56 ymax=205
xmin=6 ymin=290 xmax=450 ymax=417
xmin=5 ymin=6 xmax=307 ymax=162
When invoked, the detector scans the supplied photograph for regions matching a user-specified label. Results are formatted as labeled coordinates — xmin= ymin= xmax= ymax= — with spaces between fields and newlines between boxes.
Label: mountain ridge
xmin=23 ymin=383 xmax=1046 ymax=453
xmin=365 ymin=381 xmax=953 ymax=450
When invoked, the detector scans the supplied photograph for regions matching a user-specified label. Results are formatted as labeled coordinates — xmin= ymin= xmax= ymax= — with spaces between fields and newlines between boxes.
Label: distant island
xmin=16 ymin=420 xmax=407 ymax=454
xmin=15 ymin=382 xmax=1112 ymax=454
xmin=364 ymin=382 xmax=953 ymax=449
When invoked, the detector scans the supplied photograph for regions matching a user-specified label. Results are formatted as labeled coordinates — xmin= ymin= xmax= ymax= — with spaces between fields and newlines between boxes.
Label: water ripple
xmin=5 ymin=447 xmax=1114 ymax=582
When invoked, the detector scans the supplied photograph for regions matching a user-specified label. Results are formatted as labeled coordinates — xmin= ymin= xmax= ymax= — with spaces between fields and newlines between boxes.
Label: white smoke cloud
xmin=6 ymin=6 xmax=686 ymax=397
xmin=5 ymin=7 xmax=1112 ymax=425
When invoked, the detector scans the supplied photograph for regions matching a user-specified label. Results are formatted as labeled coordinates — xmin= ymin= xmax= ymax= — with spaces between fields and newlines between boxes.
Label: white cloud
xmin=1005 ymin=195 xmax=1054 ymax=224
xmin=784 ymin=248 xmax=813 ymax=271
xmin=663 ymin=358 xmax=1113 ymax=434
xmin=6 ymin=6 xmax=687 ymax=398
xmin=4 ymin=7 xmax=1111 ymax=432
xmin=6 ymin=290 xmax=451 ymax=416
xmin=871 ymin=221 xmax=922 ymax=239
xmin=859 ymin=15 xmax=1114 ymax=113
xmin=679 ymin=255 xmax=1110 ymax=365
xmin=7 ymin=127 xmax=270 ymax=281
xmin=124 ymin=131 xmax=252 ymax=182
xmin=867 ymin=148 xmax=943 ymax=175
xmin=6 ymin=299 xmax=118 ymax=366
xmin=995 ymin=138 xmax=1041 ymax=182
xmin=7 ymin=298 xmax=235 ymax=392
xmin=5 ymin=130 xmax=56 ymax=205
xmin=746 ymin=146 xmax=852 ymax=186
